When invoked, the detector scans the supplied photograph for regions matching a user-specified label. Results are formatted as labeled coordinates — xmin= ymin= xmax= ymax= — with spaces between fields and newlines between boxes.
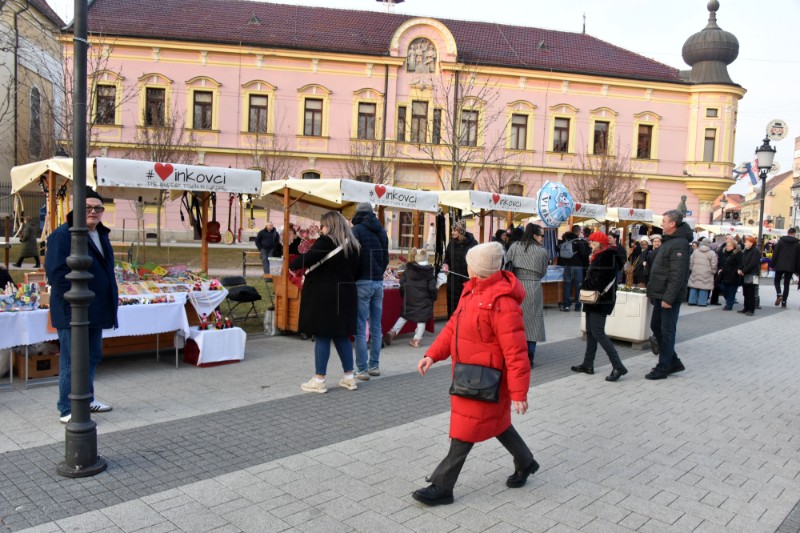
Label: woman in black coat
xmin=571 ymin=231 xmax=627 ymax=382
xmin=716 ymin=240 xmax=741 ymax=310
xmin=289 ymin=211 xmax=361 ymax=393
xmin=738 ymin=236 xmax=761 ymax=316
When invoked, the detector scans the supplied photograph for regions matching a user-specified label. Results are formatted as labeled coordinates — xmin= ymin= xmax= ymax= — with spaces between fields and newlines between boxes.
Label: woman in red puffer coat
xmin=413 ymin=242 xmax=538 ymax=506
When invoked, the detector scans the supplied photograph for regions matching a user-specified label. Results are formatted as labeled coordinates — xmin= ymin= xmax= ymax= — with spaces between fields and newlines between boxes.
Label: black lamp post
xmin=57 ymin=0 xmax=106 ymax=478
xmin=755 ymin=136 xmax=777 ymax=247
xmin=719 ymin=194 xmax=728 ymax=223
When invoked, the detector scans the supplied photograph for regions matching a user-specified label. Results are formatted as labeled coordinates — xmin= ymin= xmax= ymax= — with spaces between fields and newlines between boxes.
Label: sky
xmin=48 ymin=0 xmax=800 ymax=195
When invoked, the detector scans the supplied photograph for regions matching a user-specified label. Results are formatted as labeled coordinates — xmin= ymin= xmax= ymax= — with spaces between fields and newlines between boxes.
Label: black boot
xmin=506 ymin=459 xmax=540 ymax=488
xmin=570 ymin=365 xmax=594 ymax=375
xmin=412 ymin=484 xmax=454 ymax=505
xmin=605 ymin=368 xmax=628 ymax=382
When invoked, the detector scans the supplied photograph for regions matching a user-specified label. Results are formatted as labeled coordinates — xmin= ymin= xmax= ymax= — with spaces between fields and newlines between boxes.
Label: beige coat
xmin=688 ymin=243 xmax=718 ymax=290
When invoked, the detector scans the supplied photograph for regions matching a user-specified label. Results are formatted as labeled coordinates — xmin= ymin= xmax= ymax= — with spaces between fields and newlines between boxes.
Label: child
xmin=384 ymin=248 xmax=437 ymax=348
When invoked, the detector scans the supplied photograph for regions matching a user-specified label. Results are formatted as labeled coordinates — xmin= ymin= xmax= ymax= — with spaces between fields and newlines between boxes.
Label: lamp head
xmin=755 ymin=136 xmax=776 ymax=171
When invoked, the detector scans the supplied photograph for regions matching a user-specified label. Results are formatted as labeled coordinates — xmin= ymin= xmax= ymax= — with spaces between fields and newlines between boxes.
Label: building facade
xmin=65 ymin=0 xmax=745 ymax=243
xmin=0 ymin=0 xmax=64 ymax=221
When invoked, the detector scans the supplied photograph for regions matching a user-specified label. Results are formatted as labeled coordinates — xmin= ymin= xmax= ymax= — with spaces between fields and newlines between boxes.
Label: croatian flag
xmin=732 ymin=161 xmax=758 ymax=185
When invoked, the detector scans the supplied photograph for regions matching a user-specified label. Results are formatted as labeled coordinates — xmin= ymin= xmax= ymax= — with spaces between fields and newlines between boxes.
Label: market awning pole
xmin=412 ymin=209 xmax=419 ymax=249
xmin=201 ymin=193 xmax=209 ymax=273
xmin=47 ymin=170 xmax=56 ymax=234
xmin=280 ymin=187 xmax=290 ymax=330
xmin=479 ymin=209 xmax=485 ymax=243
xmin=57 ymin=0 xmax=106 ymax=478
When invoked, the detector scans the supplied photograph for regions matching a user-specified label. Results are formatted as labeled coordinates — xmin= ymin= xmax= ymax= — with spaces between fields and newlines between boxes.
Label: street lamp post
xmin=755 ymin=136 xmax=777 ymax=247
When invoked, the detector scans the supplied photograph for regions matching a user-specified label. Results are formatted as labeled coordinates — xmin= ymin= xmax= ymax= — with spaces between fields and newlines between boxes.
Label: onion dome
xmin=682 ymin=0 xmax=739 ymax=85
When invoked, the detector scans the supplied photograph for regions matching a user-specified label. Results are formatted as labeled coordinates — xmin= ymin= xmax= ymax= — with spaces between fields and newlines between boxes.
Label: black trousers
xmin=743 ymin=283 xmax=757 ymax=313
xmin=428 ymin=425 xmax=533 ymax=490
xmin=774 ymin=271 xmax=792 ymax=302
xmin=583 ymin=311 xmax=625 ymax=371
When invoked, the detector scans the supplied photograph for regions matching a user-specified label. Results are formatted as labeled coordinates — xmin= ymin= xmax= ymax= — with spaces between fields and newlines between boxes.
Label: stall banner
xmin=96 ymin=158 xmax=262 ymax=195
xmin=340 ymin=180 xmax=439 ymax=212
xmin=536 ymin=181 xmax=575 ymax=227
xmin=572 ymin=202 xmax=606 ymax=219
xmin=260 ymin=193 xmax=330 ymax=220
xmin=616 ymin=207 xmax=653 ymax=222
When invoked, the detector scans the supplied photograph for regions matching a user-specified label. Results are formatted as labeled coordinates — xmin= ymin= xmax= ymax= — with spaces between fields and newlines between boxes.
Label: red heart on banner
xmin=374 ymin=185 xmax=387 ymax=198
xmin=492 ymin=193 xmax=501 ymax=204
xmin=629 ymin=208 xmax=635 ymax=216
xmin=574 ymin=203 xmax=582 ymax=211
xmin=154 ymin=163 xmax=174 ymax=181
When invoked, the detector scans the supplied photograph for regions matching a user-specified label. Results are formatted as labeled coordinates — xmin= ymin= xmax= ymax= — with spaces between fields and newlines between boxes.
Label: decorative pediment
xmin=137 ymin=73 xmax=172 ymax=85
xmin=508 ymin=100 xmax=536 ymax=112
xmin=589 ymin=106 xmax=618 ymax=117
xmin=390 ymin=18 xmax=457 ymax=56
xmin=633 ymin=111 xmax=663 ymax=121
xmin=186 ymin=76 xmax=222 ymax=88
xmin=297 ymin=84 xmax=332 ymax=96
xmin=242 ymin=80 xmax=277 ymax=91
xmin=353 ymin=88 xmax=384 ymax=99
xmin=549 ymin=103 xmax=578 ymax=114
xmin=91 ymin=70 xmax=125 ymax=82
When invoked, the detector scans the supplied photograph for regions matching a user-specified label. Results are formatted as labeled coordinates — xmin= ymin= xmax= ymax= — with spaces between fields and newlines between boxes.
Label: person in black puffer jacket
xmin=351 ymin=203 xmax=390 ymax=379
xmin=771 ymin=228 xmax=800 ymax=307
xmin=443 ymin=219 xmax=478 ymax=317
xmin=645 ymin=210 xmax=692 ymax=380
xmin=571 ymin=231 xmax=627 ymax=382
xmin=384 ymin=248 xmax=437 ymax=348
xmin=716 ymin=239 xmax=742 ymax=310
xmin=738 ymin=236 xmax=761 ymax=315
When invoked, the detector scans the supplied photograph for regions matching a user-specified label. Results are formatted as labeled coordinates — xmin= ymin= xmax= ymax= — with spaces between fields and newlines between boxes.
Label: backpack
xmin=559 ymin=239 xmax=576 ymax=259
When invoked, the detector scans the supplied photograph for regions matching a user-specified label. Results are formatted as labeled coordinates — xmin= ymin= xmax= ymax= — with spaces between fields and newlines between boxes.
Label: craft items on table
xmin=0 ymin=283 xmax=40 ymax=312
xmin=198 ymin=310 xmax=233 ymax=331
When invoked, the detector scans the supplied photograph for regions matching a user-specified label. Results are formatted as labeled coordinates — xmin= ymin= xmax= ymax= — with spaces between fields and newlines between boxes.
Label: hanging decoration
xmin=536 ymin=181 xmax=575 ymax=227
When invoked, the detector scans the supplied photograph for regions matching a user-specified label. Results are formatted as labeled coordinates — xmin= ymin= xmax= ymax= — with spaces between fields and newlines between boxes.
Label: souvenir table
xmin=175 ymin=326 xmax=246 ymax=366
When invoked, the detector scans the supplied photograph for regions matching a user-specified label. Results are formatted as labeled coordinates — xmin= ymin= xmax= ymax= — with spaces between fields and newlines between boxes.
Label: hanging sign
xmin=536 ymin=181 xmax=575 ymax=227
xmin=96 ymin=158 xmax=262 ymax=195
xmin=339 ymin=180 xmax=439 ymax=212
xmin=615 ymin=207 xmax=653 ymax=222
xmin=766 ymin=119 xmax=788 ymax=142
xmin=572 ymin=202 xmax=606 ymax=219
xmin=470 ymin=191 xmax=538 ymax=214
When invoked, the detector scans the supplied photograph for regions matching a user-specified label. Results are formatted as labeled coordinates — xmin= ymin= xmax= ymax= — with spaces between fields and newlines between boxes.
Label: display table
xmin=580 ymin=290 xmax=653 ymax=347
xmin=176 ymin=326 xmax=246 ymax=366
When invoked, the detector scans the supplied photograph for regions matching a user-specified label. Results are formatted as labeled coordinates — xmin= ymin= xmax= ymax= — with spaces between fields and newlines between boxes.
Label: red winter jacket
xmin=425 ymin=270 xmax=530 ymax=443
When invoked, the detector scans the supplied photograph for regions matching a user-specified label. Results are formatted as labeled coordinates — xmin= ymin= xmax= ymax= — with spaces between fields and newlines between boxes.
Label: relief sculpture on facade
xmin=406 ymin=38 xmax=436 ymax=73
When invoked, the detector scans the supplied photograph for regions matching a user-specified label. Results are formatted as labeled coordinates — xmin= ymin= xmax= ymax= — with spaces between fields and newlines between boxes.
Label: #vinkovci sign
xmin=340 ymin=180 xmax=439 ymax=212
xmin=96 ymin=158 xmax=262 ymax=195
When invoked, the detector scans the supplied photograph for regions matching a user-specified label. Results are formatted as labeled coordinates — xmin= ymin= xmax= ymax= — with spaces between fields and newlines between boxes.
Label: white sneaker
xmin=339 ymin=376 xmax=357 ymax=390
xmin=300 ymin=378 xmax=327 ymax=393
xmin=59 ymin=414 xmax=71 ymax=424
xmin=90 ymin=400 xmax=113 ymax=412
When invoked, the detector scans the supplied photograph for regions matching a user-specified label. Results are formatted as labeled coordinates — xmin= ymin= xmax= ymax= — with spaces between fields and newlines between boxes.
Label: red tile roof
xmin=82 ymin=0 xmax=683 ymax=83
xmin=30 ymin=0 xmax=65 ymax=27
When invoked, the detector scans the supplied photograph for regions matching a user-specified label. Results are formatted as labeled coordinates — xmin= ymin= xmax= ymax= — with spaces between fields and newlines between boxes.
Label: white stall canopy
xmin=437 ymin=190 xmax=538 ymax=216
xmin=96 ymin=158 xmax=261 ymax=195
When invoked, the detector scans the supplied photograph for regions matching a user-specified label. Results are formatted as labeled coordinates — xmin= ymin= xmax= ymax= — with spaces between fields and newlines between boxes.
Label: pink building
xmin=66 ymin=0 xmax=745 ymax=243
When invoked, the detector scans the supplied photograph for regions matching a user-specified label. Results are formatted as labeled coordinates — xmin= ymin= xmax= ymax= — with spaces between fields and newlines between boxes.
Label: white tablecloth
xmin=176 ymin=326 xmax=246 ymax=365
xmin=0 ymin=301 xmax=191 ymax=350
xmin=187 ymin=289 xmax=228 ymax=318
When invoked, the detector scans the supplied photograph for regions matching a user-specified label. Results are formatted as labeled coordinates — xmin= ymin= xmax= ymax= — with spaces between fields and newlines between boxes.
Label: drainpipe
xmin=13 ymin=1 xmax=31 ymax=166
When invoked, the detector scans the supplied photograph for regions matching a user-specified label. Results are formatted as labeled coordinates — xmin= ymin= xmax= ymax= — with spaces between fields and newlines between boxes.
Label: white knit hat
xmin=466 ymin=242 xmax=505 ymax=279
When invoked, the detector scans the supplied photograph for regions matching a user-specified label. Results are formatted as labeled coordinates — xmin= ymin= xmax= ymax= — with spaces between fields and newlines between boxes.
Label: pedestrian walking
xmin=413 ymin=242 xmax=537 ymax=506
xmin=645 ymin=210 xmax=691 ymax=380
xmin=290 ymin=211 xmax=361 ymax=394
xmin=15 ymin=217 xmax=40 ymax=268
xmin=505 ymin=223 xmax=548 ymax=365
xmin=351 ymin=202 xmax=389 ymax=380
xmin=557 ymin=224 xmax=590 ymax=311
xmin=716 ymin=239 xmax=742 ymax=310
xmin=688 ymin=237 xmax=717 ymax=306
xmin=738 ymin=236 xmax=760 ymax=316
xmin=631 ymin=236 xmax=650 ymax=286
xmin=570 ymin=231 xmax=628 ymax=382
xmin=771 ymin=227 xmax=800 ymax=308
xmin=384 ymin=248 xmax=437 ymax=348
xmin=442 ymin=219 xmax=478 ymax=317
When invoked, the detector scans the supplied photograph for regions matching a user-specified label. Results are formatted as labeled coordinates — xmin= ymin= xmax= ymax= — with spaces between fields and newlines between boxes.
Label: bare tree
xmin=123 ymin=104 xmax=197 ymax=246
xmin=246 ymin=120 xmax=298 ymax=181
xmin=566 ymin=140 xmax=639 ymax=207
xmin=413 ymin=66 xmax=511 ymax=192
xmin=339 ymin=137 xmax=396 ymax=184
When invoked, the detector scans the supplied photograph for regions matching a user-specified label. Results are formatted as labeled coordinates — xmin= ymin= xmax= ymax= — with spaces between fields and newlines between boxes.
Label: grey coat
xmin=688 ymin=243 xmax=718 ymax=290
xmin=505 ymin=241 xmax=548 ymax=342
xmin=19 ymin=222 xmax=38 ymax=257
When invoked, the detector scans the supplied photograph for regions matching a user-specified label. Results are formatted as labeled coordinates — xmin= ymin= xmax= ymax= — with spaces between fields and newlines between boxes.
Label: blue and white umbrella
xmin=536 ymin=181 xmax=575 ymax=228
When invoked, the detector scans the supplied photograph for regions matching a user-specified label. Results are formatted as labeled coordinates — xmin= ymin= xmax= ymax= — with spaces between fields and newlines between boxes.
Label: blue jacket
xmin=351 ymin=211 xmax=389 ymax=281
xmin=45 ymin=213 xmax=119 ymax=330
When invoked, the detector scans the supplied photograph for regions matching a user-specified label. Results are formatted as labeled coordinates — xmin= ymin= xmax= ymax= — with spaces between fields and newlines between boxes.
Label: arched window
xmin=302 ymin=171 xmax=320 ymax=180
xmin=457 ymin=179 xmax=474 ymax=191
xmin=505 ymin=182 xmax=524 ymax=196
xmin=589 ymin=188 xmax=606 ymax=205
xmin=356 ymin=174 xmax=371 ymax=183
xmin=29 ymin=88 xmax=42 ymax=158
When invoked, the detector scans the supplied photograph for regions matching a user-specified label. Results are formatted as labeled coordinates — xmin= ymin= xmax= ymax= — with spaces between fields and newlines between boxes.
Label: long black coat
xmin=771 ymin=235 xmax=800 ymax=273
xmin=740 ymin=245 xmax=761 ymax=277
xmin=289 ymin=235 xmax=360 ymax=337
xmin=581 ymin=248 xmax=619 ymax=316
xmin=400 ymin=262 xmax=437 ymax=323
xmin=717 ymin=247 xmax=742 ymax=286
xmin=444 ymin=232 xmax=478 ymax=315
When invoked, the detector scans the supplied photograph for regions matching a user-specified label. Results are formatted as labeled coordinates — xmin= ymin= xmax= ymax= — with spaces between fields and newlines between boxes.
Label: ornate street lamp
xmin=719 ymin=194 xmax=728 ymax=222
xmin=755 ymin=136 xmax=777 ymax=247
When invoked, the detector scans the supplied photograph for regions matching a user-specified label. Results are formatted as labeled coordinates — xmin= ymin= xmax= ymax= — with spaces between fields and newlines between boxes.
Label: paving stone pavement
xmin=1 ymin=297 xmax=799 ymax=532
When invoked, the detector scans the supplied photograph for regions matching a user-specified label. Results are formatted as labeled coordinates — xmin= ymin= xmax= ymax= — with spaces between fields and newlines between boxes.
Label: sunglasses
xmin=86 ymin=205 xmax=105 ymax=213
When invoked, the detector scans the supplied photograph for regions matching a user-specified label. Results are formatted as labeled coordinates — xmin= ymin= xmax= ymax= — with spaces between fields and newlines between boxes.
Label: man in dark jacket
xmin=351 ymin=202 xmax=389 ymax=379
xmin=255 ymin=221 xmax=279 ymax=273
xmin=645 ymin=210 xmax=691 ymax=380
xmin=558 ymin=224 xmax=590 ymax=312
xmin=608 ymin=232 xmax=628 ymax=284
xmin=443 ymin=219 xmax=478 ymax=317
xmin=771 ymin=227 xmax=800 ymax=308
xmin=45 ymin=188 xmax=118 ymax=423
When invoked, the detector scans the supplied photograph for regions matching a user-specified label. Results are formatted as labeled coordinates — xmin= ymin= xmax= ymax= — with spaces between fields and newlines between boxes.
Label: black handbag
xmin=448 ymin=312 xmax=503 ymax=403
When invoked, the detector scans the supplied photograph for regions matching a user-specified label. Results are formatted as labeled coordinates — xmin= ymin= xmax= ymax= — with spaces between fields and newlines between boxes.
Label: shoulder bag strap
xmin=305 ymin=244 xmax=343 ymax=276
xmin=600 ymin=277 xmax=616 ymax=295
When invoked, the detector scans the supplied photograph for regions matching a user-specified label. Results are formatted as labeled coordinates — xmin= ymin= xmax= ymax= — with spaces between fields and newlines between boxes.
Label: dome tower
xmin=682 ymin=0 xmax=740 ymax=85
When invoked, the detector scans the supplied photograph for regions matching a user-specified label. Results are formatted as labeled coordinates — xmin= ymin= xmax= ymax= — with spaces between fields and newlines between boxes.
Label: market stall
xmin=437 ymin=190 xmax=539 ymax=243
xmin=257 ymin=178 xmax=440 ymax=334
